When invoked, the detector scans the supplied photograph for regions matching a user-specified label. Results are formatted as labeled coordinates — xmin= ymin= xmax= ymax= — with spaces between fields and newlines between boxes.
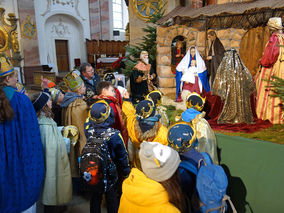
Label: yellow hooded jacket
xmin=122 ymin=101 xmax=168 ymax=147
xmin=119 ymin=168 xmax=180 ymax=213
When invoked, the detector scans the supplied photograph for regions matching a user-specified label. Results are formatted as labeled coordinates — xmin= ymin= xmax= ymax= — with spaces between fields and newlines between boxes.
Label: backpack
xmin=79 ymin=136 xmax=118 ymax=192
xmin=179 ymin=152 xmax=237 ymax=213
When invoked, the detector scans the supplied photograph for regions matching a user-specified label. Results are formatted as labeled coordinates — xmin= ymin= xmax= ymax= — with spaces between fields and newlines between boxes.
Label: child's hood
xmin=60 ymin=92 xmax=83 ymax=108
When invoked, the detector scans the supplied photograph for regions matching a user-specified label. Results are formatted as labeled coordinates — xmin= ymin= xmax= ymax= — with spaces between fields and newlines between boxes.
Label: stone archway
xmin=44 ymin=14 xmax=85 ymax=75
xmin=156 ymin=25 xmax=199 ymax=95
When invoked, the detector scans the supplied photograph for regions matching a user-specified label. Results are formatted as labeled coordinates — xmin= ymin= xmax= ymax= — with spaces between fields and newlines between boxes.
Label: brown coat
xmin=62 ymin=99 xmax=88 ymax=177
xmin=208 ymin=37 xmax=225 ymax=86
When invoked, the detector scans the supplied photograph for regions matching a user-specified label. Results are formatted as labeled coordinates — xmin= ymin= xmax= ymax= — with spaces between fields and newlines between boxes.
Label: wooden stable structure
xmin=155 ymin=0 xmax=284 ymax=95
xmin=86 ymin=39 xmax=128 ymax=64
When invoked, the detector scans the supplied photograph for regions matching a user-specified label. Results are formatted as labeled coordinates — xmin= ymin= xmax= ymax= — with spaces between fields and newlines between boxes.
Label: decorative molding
xmin=53 ymin=0 xmax=74 ymax=7
xmin=75 ymin=0 xmax=86 ymax=21
xmin=41 ymin=0 xmax=51 ymax=16
xmin=41 ymin=0 xmax=85 ymax=20
xmin=51 ymin=19 xmax=70 ymax=37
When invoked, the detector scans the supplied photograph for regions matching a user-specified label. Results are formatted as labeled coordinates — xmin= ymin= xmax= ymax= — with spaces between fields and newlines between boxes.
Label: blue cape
xmin=0 ymin=88 xmax=44 ymax=212
xmin=181 ymin=107 xmax=201 ymax=122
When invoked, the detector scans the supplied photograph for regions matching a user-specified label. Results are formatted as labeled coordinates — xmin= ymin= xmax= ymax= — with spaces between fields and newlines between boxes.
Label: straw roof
xmin=158 ymin=0 xmax=284 ymax=30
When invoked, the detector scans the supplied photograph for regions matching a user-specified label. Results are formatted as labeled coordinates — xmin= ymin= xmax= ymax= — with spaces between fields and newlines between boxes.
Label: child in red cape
xmin=96 ymin=81 xmax=128 ymax=149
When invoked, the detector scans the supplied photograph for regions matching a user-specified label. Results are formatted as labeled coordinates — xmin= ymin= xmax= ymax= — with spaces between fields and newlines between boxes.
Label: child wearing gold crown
xmin=0 ymin=56 xmax=45 ymax=212
xmin=41 ymin=76 xmax=65 ymax=126
xmin=181 ymin=93 xmax=218 ymax=164
xmin=84 ymin=100 xmax=130 ymax=213
xmin=146 ymin=90 xmax=170 ymax=127
xmin=61 ymin=72 xmax=88 ymax=178
xmin=30 ymin=92 xmax=72 ymax=211
xmin=122 ymin=91 xmax=168 ymax=169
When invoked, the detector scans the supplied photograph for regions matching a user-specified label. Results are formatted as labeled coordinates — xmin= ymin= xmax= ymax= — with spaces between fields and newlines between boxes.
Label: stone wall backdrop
xmin=156 ymin=25 xmax=247 ymax=95
xmin=89 ymin=0 xmax=111 ymax=40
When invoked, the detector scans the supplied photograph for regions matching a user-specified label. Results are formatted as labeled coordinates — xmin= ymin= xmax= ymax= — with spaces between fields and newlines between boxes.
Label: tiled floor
xmin=36 ymin=195 xmax=107 ymax=213
xmin=64 ymin=195 xmax=107 ymax=213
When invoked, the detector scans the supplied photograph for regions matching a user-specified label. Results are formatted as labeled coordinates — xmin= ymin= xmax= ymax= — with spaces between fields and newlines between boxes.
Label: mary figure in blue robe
xmin=175 ymin=46 xmax=210 ymax=101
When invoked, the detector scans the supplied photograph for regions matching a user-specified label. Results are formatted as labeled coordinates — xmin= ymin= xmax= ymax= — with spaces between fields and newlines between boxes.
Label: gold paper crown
xmin=186 ymin=92 xmax=206 ymax=111
xmin=136 ymin=99 xmax=155 ymax=119
xmin=103 ymin=73 xmax=116 ymax=85
xmin=88 ymin=100 xmax=111 ymax=124
xmin=0 ymin=56 xmax=14 ymax=77
xmin=167 ymin=121 xmax=197 ymax=152
xmin=146 ymin=90 xmax=163 ymax=107
xmin=63 ymin=125 xmax=79 ymax=146
xmin=49 ymin=87 xmax=61 ymax=102
xmin=57 ymin=81 xmax=69 ymax=93
xmin=63 ymin=72 xmax=83 ymax=91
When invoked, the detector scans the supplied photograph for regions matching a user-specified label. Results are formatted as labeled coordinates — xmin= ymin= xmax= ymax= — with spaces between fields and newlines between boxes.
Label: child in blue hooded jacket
xmin=84 ymin=100 xmax=130 ymax=213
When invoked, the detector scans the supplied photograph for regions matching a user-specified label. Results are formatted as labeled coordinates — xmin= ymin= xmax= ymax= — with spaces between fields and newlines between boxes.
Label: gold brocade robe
xmin=191 ymin=112 xmax=218 ymax=164
xmin=212 ymin=49 xmax=255 ymax=124
xmin=62 ymin=99 xmax=88 ymax=177
xmin=156 ymin=106 xmax=170 ymax=128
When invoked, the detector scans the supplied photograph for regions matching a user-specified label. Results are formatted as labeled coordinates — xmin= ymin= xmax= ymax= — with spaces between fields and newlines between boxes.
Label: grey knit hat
xmin=139 ymin=142 xmax=180 ymax=182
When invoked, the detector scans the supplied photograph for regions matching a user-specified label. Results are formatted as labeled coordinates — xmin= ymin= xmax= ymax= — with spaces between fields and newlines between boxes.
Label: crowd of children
xmin=0 ymin=56 xmax=236 ymax=213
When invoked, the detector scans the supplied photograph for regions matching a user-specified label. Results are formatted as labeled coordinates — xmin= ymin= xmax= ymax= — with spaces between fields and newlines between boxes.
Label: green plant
xmin=122 ymin=7 xmax=165 ymax=77
xmin=268 ymin=76 xmax=284 ymax=110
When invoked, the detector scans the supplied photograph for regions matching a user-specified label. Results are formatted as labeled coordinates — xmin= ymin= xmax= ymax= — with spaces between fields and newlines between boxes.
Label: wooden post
xmin=205 ymin=18 xmax=208 ymax=58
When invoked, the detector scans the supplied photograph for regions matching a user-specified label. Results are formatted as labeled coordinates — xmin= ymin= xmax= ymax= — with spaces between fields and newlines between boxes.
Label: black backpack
xmin=79 ymin=136 xmax=118 ymax=192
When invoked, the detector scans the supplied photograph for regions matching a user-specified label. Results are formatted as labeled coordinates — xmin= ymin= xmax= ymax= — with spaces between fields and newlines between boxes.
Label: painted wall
xmin=89 ymin=0 xmax=129 ymax=41
xmin=217 ymin=0 xmax=254 ymax=3
xmin=17 ymin=0 xmax=40 ymax=66
xmin=34 ymin=0 xmax=91 ymax=74
xmin=89 ymin=0 xmax=111 ymax=40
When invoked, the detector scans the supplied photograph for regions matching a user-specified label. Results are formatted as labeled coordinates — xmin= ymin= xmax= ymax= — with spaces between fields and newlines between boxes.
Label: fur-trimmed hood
xmin=134 ymin=120 xmax=160 ymax=142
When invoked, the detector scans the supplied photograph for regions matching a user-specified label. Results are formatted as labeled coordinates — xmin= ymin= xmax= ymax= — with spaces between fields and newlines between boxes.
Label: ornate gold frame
xmin=21 ymin=15 xmax=37 ymax=39
xmin=186 ymin=92 xmax=206 ymax=111
xmin=0 ymin=8 xmax=22 ymax=66
xmin=0 ymin=27 xmax=9 ymax=52
xmin=132 ymin=0 xmax=162 ymax=21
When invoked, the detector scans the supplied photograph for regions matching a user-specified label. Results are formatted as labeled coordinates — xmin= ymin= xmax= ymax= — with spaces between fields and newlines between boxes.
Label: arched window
xmin=113 ymin=0 xmax=123 ymax=29
xmin=112 ymin=0 xmax=129 ymax=40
